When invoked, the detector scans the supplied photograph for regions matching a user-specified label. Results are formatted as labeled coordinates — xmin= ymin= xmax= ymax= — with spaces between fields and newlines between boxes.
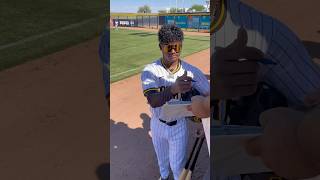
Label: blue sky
xmin=110 ymin=0 xmax=209 ymax=13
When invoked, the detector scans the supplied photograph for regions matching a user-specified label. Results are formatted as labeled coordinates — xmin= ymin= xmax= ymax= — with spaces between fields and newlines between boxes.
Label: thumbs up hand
xmin=212 ymin=27 xmax=264 ymax=99
xmin=171 ymin=70 xmax=193 ymax=94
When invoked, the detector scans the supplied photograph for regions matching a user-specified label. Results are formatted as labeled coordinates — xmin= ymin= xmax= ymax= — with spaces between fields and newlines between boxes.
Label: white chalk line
xmin=111 ymin=66 xmax=143 ymax=78
xmin=0 ymin=17 xmax=101 ymax=51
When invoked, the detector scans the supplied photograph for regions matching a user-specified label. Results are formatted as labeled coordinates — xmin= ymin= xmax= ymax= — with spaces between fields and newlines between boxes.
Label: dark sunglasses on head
xmin=162 ymin=44 xmax=182 ymax=53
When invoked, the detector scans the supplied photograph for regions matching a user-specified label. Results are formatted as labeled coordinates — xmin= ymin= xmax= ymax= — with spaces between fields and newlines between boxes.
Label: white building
xmin=205 ymin=0 xmax=210 ymax=12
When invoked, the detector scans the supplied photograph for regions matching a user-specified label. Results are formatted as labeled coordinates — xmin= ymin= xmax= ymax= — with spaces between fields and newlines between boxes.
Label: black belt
xmin=159 ymin=119 xmax=177 ymax=126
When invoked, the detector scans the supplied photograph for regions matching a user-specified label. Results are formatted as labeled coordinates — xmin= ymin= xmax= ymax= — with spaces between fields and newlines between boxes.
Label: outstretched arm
xmin=187 ymin=95 xmax=210 ymax=118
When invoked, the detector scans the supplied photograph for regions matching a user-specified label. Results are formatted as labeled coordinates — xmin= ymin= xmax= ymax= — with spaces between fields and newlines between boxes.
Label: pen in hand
xmin=183 ymin=79 xmax=196 ymax=82
xmin=237 ymin=58 xmax=277 ymax=65
xmin=182 ymin=70 xmax=196 ymax=82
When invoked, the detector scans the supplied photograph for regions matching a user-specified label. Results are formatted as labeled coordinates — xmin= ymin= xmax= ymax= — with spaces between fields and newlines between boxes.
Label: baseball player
xmin=115 ymin=20 xmax=119 ymax=30
xmin=212 ymin=0 xmax=320 ymax=179
xmin=141 ymin=24 xmax=209 ymax=180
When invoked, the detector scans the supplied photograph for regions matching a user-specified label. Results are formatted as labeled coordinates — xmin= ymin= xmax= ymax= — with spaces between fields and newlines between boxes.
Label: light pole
xmin=182 ymin=0 xmax=185 ymax=12
xmin=176 ymin=0 xmax=178 ymax=13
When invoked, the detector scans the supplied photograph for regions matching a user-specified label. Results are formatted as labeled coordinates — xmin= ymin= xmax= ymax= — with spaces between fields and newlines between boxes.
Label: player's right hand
xmin=212 ymin=27 xmax=264 ymax=99
xmin=171 ymin=71 xmax=193 ymax=94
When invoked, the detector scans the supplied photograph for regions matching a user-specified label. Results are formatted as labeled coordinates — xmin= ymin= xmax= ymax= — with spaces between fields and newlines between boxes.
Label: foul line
xmin=0 ymin=17 xmax=100 ymax=51
xmin=110 ymin=50 xmax=209 ymax=78
xmin=111 ymin=66 xmax=143 ymax=78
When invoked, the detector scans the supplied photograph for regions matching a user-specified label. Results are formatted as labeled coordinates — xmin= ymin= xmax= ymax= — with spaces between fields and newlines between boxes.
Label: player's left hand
xmin=212 ymin=27 xmax=264 ymax=99
xmin=245 ymin=107 xmax=320 ymax=180
xmin=171 ymin=71 xmax=193 ymax=94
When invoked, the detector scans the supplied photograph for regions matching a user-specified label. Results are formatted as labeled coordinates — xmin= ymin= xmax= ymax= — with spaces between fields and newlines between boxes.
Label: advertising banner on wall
xmin=165 ymin=15 xmax=210 ymax=30
xmin=113 ymin=19 xmax=138 ymax=27
xmin=199 ymin=15 xmax=210 ymax=29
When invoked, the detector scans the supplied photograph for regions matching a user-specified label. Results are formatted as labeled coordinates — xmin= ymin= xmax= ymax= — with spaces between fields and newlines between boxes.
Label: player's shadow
xmin=302 ymin=40 xmax=320 ymax=61
xmin=106 ymin=114 xmax=159 ymax=180
xmin=106 ymin=114 xmax=209 ymax=180
xmin=140 ymin=113 xmax=151 ymax=128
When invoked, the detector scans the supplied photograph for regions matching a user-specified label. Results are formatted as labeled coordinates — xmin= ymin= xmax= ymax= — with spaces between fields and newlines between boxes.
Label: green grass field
xmin=0 ymin=0 xmax=107 ymax=71
xmin=110 ymin=29 xmax=210 ymax=82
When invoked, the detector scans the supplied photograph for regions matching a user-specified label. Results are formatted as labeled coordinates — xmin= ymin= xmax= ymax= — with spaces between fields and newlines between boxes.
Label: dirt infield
xmin=0 ymin=38 xmax=108 ymax=180
xmin=110 ymin=49 xmax=210 ymax=179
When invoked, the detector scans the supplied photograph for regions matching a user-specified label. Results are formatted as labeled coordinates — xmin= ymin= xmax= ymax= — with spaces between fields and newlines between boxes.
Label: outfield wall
xmin=161 ymin=14 xmax=210 ymax=30
xmin=111 ymin=12 xmax=210 ymax=31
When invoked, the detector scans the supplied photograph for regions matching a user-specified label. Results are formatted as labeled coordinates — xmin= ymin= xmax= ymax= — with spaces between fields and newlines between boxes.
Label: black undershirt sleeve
xmin=144 ymin=86 xmax=176 ymax=108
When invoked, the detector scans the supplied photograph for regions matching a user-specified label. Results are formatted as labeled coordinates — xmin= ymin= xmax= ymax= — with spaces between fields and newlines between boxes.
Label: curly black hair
xmin=158 ymin=24 xmax=184 ymax=44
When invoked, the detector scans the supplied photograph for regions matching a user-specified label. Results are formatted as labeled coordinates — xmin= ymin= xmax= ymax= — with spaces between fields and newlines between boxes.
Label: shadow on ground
xmin=109 ymin=113 xmax=209 ymax=180
xmin=109 ymin=113 xmax=158 ymax=180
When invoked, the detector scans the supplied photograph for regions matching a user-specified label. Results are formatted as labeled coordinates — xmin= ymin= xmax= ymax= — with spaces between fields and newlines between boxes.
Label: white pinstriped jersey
xmin=141 ymin=58 xmax=209 ymax=180
xmin=141 ymin=58 xmax=210 ymax=121
xmin=212 ymin=0 xmax=320 ymax=107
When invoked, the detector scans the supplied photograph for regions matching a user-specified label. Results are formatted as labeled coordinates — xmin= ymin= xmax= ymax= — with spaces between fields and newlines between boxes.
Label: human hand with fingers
xmin=212 ymin=27 xmax=265 ymax=99
xmin=187 ymin=95 xmax=210 ymax=118
xmin=170 ymin=71 xmax=193 ymax=94
xmin=245 ymin=107 xmax=320 ymax=179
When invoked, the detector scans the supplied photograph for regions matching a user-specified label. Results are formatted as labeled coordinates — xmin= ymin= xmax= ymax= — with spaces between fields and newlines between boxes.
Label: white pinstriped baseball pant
xmin=151 ymin=118 xmax=188 ymax=180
